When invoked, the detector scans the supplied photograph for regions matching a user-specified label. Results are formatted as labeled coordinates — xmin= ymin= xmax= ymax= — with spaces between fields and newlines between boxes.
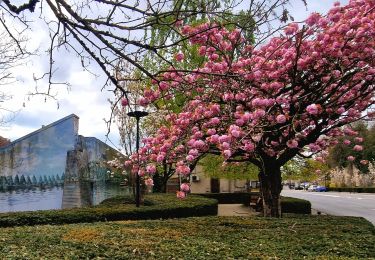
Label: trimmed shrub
xmin=194 ymin=192 xmax=256 ymax=204
xmin=195 ymin=193 xmax=311 ymax=214
xmin=327 ymin=187 xmax=375 ymax=193
xmin=0 ymin=194 xmax=218 ymax=227
xmin=281 ymin=196 xmax=311 ymax=214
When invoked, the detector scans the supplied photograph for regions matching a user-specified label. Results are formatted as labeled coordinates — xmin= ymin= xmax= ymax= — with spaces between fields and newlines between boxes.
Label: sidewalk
xmin=217 ymin=204 xmax=258 ymax=216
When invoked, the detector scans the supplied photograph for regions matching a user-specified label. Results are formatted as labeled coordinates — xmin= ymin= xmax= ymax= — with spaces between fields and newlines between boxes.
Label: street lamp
xmin=127 ymin=110 xmax=148 ymax=207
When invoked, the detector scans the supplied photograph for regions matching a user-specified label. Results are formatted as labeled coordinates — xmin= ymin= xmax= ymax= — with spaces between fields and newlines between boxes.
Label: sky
xmin=0 ymin=0 xmax=348 ymax=151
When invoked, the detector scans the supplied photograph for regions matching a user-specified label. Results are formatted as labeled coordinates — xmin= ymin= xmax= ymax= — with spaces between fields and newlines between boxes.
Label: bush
xmin=281 ymin=196 xmax=311 ymax=214
xmin=327 ymin=187 xmax=375 ymax=193
xmin=195 ymin=193 xmax=311 ymax=214
xmin=0 ymin=194 xmax=217 ymax=227
xmin=194 ymin=192 xmax=255 ymax=204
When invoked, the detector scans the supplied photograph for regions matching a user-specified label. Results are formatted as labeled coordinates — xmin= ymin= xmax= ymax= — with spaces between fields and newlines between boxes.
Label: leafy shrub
xmin=327 ymin=187 xmax=375 ymax=193
xmin=195 ymin=193 xmax=311 ymax=214
xmin=194 ymin=192 xmax=255 ymax=204
xmin=281 ymin=196 xmax=311 ymax=214
xmin=0 ymin=194 xmax=217 ymax=227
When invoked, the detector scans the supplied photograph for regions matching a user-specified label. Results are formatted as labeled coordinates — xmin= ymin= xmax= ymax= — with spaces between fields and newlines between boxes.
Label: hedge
xmin=194 ymin=192 xmax=255 ymax=204
xmin=0 ymin=194 xmax=218 ymax=227
xmin=327 ymin=187 xmax=375 ymax=193
xmin=195 ymin=192 xmax=311 ymax=214
xmin=281 ymin=196 xmax=311 ymax=214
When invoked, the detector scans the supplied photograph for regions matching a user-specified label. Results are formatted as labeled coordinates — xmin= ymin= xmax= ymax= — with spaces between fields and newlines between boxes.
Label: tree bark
xmin=258 ymin=162 xmax=282 ymax=217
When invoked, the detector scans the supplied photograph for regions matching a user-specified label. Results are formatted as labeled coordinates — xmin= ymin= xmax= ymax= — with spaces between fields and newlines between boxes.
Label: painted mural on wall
xmin=0 ymin=114 xmax=126 ymax=211
xmin=0 ymin=114 xmax=78 ymax=189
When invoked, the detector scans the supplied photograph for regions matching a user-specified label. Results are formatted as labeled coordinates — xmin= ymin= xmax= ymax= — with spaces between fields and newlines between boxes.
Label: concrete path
xmin=217 ymin=204 xmax=257 ymax=216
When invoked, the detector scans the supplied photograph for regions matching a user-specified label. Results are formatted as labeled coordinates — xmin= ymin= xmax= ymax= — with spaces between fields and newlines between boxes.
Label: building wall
xmin=0 ymin=114 xmax=120 ymax=189
xmin=0 ymin=115 xmax=78 ymax=186
xmin=189 ymin=165 xmax=248 ymax=193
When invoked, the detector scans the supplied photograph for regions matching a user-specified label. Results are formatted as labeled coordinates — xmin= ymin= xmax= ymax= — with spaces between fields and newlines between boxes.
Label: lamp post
xmin=127 ymin=110 xmax=148 ymax=207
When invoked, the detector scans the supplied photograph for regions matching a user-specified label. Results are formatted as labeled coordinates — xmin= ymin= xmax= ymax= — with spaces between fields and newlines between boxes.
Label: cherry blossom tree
xmin=126 ymin=0 xmax=374 ymax=217
xmin=1 ymin=0 xmax=294 ymax=93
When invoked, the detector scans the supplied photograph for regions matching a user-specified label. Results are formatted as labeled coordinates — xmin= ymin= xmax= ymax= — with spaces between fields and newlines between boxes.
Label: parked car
xmin=316 ymin=186 xmax=327 ymax=192
xmin=308 ymin=185 xmax=318 ymax=192
xmin=294 ymin=185 xmax=304 ymax=190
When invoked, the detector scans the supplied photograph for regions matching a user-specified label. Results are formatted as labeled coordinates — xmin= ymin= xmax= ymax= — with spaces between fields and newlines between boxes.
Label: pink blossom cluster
xmin=125 ymin=0 xmax=375 ymax=190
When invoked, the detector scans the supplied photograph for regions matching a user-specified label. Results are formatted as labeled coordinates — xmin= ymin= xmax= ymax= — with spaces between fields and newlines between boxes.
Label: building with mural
xmin=0 ymin=114 xmax=126 ymax=211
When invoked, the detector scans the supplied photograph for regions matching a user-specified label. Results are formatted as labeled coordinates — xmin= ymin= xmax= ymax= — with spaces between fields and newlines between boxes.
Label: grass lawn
xmin=0 ymin=215 xmax=374 ymax=259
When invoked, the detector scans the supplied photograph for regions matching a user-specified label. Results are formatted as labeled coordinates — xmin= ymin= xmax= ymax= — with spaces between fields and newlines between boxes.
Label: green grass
xmin=0 ymin=215 xmax=373 ymax=259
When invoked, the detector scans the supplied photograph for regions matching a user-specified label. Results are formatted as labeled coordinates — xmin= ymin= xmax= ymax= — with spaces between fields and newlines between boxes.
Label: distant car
xmin=316 ymin=186 xmax=327 ymax=192
xmin=308 ymin=185 xmax=318 ymax=192
xmin=294 ymin=185 xmax=304 ymax=190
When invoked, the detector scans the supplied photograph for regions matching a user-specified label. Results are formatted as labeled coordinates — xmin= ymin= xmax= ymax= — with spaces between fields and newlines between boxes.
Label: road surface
xmin=281 ymin=189 xmax=375 ymax=225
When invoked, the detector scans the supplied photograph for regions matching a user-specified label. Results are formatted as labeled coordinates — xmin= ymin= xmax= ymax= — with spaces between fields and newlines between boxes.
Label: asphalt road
xmin=281 ymin=189 xmax=375 ymax=225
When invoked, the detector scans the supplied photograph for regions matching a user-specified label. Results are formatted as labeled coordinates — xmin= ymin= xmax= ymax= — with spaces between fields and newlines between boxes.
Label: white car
xmin=308 ymin=185 xmax=318 ymax=192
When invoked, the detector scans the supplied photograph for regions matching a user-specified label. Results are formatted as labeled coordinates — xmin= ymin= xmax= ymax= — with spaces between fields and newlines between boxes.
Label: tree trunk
xmin=152 ymin=173 xmax=168 ymax=193
xmin=258 ymin=163 xmax=282 ymax=217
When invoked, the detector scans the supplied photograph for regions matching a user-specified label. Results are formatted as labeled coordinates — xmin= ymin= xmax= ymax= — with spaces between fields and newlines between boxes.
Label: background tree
xmin=282 ymin=157 xmax=329 ymax=183
xmin=200 ymin=154 xmax=258 ymax=184
xmin=126 ymin=0 xmax=375 ymax=217
xmin=328 ymin=121 xmax=375 ymax=172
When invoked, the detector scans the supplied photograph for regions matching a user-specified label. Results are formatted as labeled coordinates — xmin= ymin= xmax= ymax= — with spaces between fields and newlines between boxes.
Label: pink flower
xmin=124 ymin=160 xmax=132 ymax=167
xmin=159 ymin=81 xmax=169 ymax=91
xmin=156 ymin=154 xmax=165 ymax=163
xmin=121 ymin=98 xmax=129 ymax=107
xmin=175 ymin=52 xmax=184 ymax=61
xmin=198 ymin=46 xmax=206 ymax=56
xmin=276 ymin=115 xmax=286 ymax=124
xmin=306 ymin=12 xmax=321 ymax=26
xmin=231 ymin=129 xmax=241 ymax=138
xmin=306 ymin=104 xmax=320 ymax=115
xmin=145 ymin=178 xmax=154 ymax=187
xmin=287 ymin=139 xmax=298 ymax=149
xmin=284 ymin=23 xmax=299 ymax=35
xmin=207 ymin=129 xmax=216 ymax=135
xmin=223 ymin=149 xmax=232 ymax=158
xmin=347 ymin=156 xmax=355 ymax=161
xmin=354 ymin=137 xmax=363 ymax=143
xmin=244 ymin=142 xmax=255 ymax=152
xmin=360 ymin=160 xmax=369 ymax=165
xmin=343 ymin=139 xmax=351 ymax=145
xmin=176 ymin=165 xmax=190 ymax=175
xmin=176 ymin=191 xmax=186 ymax=199
xmin=337 ymin=107 xmax=345 ymax=114
xmin=146 ymin=164 xmax=156 ymax=174
xmin=180 ymin=183 xmax=190 ymax=192
xmin=353 ymin=145 xmax=363 ymax=151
